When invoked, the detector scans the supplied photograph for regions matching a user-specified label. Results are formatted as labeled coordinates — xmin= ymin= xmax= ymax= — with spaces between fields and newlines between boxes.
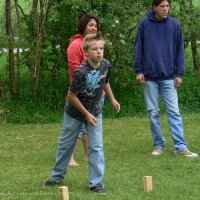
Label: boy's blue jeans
xmin=50 ymin=112 xmax=105 ymax=188
xmin=78 ymin=95 xmax=105 ymax=138
xmin=144 ymin=80 xmax=187 ymax=151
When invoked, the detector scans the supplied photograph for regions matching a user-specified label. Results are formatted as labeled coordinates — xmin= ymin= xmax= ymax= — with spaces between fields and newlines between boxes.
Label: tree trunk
xmin=5 ymin=0 xmax=17 ymax=100
xmin=29 ymin=0 xmax=39 ymax=99
xmin=30 ymin=0 xmax=38 ymax=38
xmin=189 ymin=0 xmax=200 ymax=72
xmin=14 ymin=0 xmax=21 ymax=98
xmin=33 ymin=0 xmax=45 ymax=99
xmin=28 ymin=0 xmax=50 ymax=99
xmin=191 ymin=37 xmax=200 ymax=72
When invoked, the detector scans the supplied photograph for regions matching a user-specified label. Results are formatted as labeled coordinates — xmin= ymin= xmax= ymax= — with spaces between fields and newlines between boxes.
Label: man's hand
xmin=174 ymin=77 xmax=182 ymax=88
xmin=136 ymin=74 xmax=145 ymax=83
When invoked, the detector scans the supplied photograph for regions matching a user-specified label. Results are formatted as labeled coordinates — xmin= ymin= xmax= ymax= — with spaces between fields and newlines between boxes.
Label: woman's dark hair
xmin=77 ymin=14 xmax=100 ymax=35
xmin=152 ymin=0 xmax=170 ymax=7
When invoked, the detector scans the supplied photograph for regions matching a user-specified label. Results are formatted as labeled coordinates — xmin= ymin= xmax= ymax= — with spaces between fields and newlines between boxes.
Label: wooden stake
xmin=59 ymin=186 xmax=69 ymax=200
xmin=144 ymin=176 xmax=153 ymax=192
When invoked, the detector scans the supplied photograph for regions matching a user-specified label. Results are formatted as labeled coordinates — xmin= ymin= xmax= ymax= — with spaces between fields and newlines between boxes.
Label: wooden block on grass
xmin=144 ymin=176 xmax=153 ymax=192
xmin=59 ymin=186 xmax=69 ymax=200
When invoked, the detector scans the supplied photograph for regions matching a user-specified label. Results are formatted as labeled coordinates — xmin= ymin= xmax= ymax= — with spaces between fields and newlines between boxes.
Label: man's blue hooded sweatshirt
xmin=134 ymin=10 xmax=185 ymax=80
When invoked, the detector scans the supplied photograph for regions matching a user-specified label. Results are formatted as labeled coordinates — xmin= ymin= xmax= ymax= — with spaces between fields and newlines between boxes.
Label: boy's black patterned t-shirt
xmin=65 ymin=58 xmax=111 ymax=120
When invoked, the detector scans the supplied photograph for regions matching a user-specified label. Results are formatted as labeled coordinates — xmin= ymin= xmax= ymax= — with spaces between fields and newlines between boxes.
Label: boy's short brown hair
xmin=83 ymin=31 xmax=105 ymax=50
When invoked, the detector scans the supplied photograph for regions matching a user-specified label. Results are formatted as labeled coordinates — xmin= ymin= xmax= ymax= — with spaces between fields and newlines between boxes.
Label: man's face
xmin=153 ymin=0 xmax=170 ymax=21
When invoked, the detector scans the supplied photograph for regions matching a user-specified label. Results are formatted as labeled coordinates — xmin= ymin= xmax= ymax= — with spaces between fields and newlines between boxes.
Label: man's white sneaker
xmin=152 ymin=148 xmax=164 ymax=156
xmin=175 ymin=149 xmax=198 ymax=157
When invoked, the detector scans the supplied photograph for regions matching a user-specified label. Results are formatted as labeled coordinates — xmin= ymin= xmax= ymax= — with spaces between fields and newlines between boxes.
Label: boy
xmin=44 ymin=32 xmax=120 ymax=194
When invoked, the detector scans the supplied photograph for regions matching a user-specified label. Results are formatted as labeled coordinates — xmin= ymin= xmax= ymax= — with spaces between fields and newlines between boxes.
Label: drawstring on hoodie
xmin=157 ymin=25 xmax=160 ymax=41
xmin=156 ymin=20 xmax=167 ymax=42
xmin=149 ymin=10 xmax=168 ymax=42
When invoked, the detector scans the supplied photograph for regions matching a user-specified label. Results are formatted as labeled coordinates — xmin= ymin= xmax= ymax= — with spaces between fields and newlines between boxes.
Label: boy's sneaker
xmin=43 ymin=179 xmax=61 ymax=187
xmin=90 ymin=186 xmax=106 ymax=195
xmin=175 ymin=149 xmax=198 ymax=157
xmin=151 ymin=148 xmax=164 ymax=156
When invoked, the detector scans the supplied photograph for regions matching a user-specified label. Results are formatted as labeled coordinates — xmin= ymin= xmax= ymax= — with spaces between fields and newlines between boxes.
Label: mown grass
xmin=1 ymin=113 xmax=200 ymax=200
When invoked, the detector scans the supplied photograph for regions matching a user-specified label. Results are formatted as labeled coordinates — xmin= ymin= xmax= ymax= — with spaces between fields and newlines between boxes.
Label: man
xmin=134 ymin=0 xmax=198 ymax=157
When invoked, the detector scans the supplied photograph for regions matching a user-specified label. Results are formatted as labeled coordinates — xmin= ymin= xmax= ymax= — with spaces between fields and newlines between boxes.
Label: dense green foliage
xmin=0 ymin=0 xmax=200 ymax=123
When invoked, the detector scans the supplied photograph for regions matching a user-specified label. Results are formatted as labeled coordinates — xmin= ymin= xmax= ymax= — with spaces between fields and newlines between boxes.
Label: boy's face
xmin=85 ymin=40 xmax=104 ymax=66
xmin=153 ymin=0 xmax=170 ymax=21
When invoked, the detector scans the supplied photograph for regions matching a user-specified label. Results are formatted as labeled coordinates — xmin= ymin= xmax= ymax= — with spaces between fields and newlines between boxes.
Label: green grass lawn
xmin=1 ymin=113 xmax=200 ymax=200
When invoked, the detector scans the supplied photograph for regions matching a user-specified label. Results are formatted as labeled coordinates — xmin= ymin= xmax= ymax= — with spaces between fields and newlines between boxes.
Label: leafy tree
xmin=173 ymin=0 xmax=200 ymax=72
xmin=0 ymin=0 xmax=199 ymax=116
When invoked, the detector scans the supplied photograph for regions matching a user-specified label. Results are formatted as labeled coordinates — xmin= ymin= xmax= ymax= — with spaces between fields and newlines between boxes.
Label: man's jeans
xmin=144 ymin=80 xmax=187 ymax=151
xmin=50 ymin=112 xmax=105 ymax=188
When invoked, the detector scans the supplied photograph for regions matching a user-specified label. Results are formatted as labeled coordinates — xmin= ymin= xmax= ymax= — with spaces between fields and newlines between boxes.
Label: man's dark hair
xmin=77 ymin=14 xmax=100 ymax=35
xmin=152 ymin=0 xmax=171 ymax=7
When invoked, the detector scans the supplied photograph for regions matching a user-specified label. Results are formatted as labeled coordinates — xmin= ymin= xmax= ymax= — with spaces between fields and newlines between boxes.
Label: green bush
xmin=0 ymin=0 xmax=200 ymax=124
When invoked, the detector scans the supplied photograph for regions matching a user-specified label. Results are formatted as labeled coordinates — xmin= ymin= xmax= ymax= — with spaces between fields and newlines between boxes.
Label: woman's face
xmin=83 ymin=19 xmax=98 ymax=36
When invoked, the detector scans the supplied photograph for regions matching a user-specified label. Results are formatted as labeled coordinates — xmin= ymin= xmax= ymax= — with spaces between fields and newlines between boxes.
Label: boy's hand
xmin=111 ymin=99 xmax=120 ymax=113
xmin=85 ymin=113 xmax=97 ymax=126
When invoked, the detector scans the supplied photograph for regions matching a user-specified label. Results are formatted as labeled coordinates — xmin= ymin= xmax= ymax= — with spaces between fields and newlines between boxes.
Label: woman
xmin=67 ymin=14 xmax=100 ymax=167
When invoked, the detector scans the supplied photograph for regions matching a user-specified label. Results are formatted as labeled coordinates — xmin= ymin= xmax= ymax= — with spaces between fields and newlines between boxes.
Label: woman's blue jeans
xmin=50 ymin=112 xmax=105 ymax=188
xmin=144 ymin=80 xmax=187 ymax=151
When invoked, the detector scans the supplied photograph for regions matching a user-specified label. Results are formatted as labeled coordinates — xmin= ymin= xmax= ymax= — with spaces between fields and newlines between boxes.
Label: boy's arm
xmin=68 ymin=90 xmax=97 ymax=126
xmin=104 ymin=83 xmax=120 ymax=112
